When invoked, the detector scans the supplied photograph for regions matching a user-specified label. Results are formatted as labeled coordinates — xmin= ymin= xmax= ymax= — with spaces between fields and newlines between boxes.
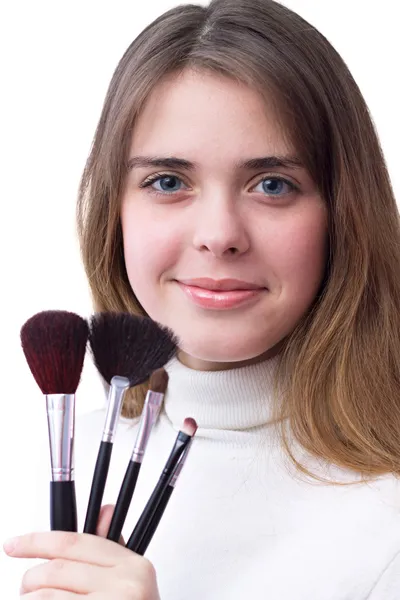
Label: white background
xmin=0 ymin=0 xmax=399 ymax=595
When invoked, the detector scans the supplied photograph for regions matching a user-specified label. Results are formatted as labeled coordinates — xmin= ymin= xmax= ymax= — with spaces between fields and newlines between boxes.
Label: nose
xmin=192 ymin=193 xmax=250 ymax=258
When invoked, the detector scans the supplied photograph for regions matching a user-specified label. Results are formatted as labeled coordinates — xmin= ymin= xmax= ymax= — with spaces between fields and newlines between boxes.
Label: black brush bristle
xmin=88 ymin=312 xmax=178 ymax=387
xmin=20 ymin=310 xmax=89 ymax=395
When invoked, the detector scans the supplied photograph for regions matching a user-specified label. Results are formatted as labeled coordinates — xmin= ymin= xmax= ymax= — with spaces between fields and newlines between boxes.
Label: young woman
xmin=5 ymin=0 xmax=400 ymax=598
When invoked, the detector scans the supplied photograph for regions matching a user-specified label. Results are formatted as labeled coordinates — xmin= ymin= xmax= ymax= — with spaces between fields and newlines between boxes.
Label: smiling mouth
xmin=177 ymin=277 xmax=266 ymax=292
xmin=176 ymin=280 xmax=267 ymax=310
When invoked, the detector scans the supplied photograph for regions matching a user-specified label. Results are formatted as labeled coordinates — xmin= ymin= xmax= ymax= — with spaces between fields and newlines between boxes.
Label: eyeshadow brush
xmin=126 ymin=417 xmax=197 ymax=553
xmin=107 ymin=367 xmax=169 ymax=542
xmin=135 ymin=437 xmax=194 ymax=555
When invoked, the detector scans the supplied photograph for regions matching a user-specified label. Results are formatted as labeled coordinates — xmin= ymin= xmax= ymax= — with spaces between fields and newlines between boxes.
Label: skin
xmin=121 ymin=69 xmax=328 ymax=370
xmin=4 ymin=69 xmax=328 ymax=596
xmin=4 ymin=506 xmax=160 ymax=599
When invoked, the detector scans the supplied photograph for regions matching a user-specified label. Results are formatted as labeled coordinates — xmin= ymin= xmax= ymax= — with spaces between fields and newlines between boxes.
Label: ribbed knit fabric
xmin=23 ymin=356 xmax=400 ymax=598
xmin=164 ymin=355 xmax=280 ymax=431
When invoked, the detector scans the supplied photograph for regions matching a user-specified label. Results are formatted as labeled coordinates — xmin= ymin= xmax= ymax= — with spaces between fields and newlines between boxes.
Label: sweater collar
xmin=163 ymin=355 xmax=281 ymax=431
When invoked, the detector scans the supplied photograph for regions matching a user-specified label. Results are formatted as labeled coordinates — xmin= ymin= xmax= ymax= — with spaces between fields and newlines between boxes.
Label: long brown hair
xmin=76 ymin=0 xmax=400 ymax=484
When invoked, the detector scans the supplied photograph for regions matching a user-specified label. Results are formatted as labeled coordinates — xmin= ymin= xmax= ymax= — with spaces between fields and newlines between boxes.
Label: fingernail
xmin=3 ymin=537 xmax=17 ymax=553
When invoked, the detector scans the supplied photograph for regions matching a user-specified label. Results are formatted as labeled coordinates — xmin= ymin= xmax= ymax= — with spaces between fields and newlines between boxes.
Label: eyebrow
xmin=127 ymin=154 xmax=304 ymax=172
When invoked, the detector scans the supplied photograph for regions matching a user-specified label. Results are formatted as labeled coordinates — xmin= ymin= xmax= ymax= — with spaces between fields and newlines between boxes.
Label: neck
xmin=177 ymin=338 xmax=287 ymax=371
xmin=163 ymin=353 xmax=282 ymax=432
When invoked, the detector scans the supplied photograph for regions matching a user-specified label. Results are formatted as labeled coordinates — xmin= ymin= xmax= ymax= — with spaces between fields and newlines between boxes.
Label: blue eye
xmin=140 ymin=173 xmax=297 ymax=198
xmin=253 ymin=177 xmax=296 ymax=197
xmin=140 ymin=174 xmax=185 ymax=194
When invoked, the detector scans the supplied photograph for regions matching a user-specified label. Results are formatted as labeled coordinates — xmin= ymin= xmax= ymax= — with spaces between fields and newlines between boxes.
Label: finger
xmin=96 ymin=504 xmax=125 ymax=545
xmin=20 ymin=558 xmax=111 ymax=595
xmin=3 ymin=531 xmax=132 ymax=566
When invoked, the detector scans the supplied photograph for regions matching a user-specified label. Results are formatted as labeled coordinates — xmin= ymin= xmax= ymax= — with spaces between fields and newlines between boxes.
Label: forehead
xmin=130 ymin=69 xmax=293 ymax=160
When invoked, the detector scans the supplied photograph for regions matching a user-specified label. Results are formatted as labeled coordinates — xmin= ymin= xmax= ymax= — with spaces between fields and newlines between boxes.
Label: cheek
xmin=266 ymin=203 xmax=328 ymax=292
xmin=120 ymin=202 xmax=181 ymax=289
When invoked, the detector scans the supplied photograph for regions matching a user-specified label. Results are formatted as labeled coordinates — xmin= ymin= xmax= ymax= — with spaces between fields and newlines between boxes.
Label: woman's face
xmin=120 ymin=69 xmax=328 ymax=370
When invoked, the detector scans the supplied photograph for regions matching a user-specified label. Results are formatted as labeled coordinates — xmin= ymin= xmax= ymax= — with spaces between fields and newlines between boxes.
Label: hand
xmin=3 ymin=505 xmax=161 ymax=599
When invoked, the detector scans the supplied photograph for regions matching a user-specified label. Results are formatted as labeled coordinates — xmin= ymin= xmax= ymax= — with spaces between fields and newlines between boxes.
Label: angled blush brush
xmin=84 ymin=312 xmax=178 ymax=535
xmin=126 ymin=417 xmax=197 ymax=553
xmin=20 ymin=310 xmax=89 ymax=532
xmin=107 ymin=367 xmax=169 ymax=542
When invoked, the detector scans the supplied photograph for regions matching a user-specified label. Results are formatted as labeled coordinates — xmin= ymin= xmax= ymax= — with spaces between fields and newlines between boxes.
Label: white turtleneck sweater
xmin=12 ymin=356 xmax=400 ymax=598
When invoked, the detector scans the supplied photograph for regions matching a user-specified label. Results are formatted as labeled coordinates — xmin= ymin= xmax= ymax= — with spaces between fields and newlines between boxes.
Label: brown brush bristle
xmin=20 ymin=310 xmax=89 ymax=394
xmin=149 ymin=368 xmax=169 ymax=394
xmin=88 ymin=312 xmax=178 ymax=387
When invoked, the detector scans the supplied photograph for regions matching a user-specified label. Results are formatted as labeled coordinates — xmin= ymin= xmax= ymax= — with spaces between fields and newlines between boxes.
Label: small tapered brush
xmin=107 ymin=367 xmax=169 ymax=542
xmin=135 ymin=437 xmax=194 ymax=555
xmin=126 ymin=417 xmax=198 ymax=553
xmin=83 ymin=312 xmax=178 ymax=535
xmin=20 ymin=309 xmax=89 ymax=532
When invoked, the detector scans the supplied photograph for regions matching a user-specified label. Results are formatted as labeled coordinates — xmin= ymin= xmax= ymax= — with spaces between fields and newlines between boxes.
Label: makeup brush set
xmin=20 ymin=309 xmax=198 ymax=555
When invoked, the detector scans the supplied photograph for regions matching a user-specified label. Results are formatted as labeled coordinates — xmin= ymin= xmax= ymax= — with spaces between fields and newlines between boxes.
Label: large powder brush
xmin=20 ymin=310 xmax=89 ymax=532
xmin=83 ymin=311 xmax=178 ymax=534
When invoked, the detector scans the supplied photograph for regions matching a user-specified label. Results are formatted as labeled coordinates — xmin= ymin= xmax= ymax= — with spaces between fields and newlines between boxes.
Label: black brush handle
xmin=135 ymin=484 xmax=173 ymax=555
xmin=126 ymin=475 xmax=170 ymax=552
xmin=50 ymin=481 xmax=78 ymax=532
xmin=84 ymin=441 xmax=113 ymax=534
xmin=107 ymin=460 xmax=142 ymax=542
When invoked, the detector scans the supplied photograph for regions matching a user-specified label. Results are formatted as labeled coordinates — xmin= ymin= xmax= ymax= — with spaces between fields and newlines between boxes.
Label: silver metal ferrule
xmin=46 ymin=394 xmax=75 ymax=482
xmin=170 ymin=439 xmax=193 ymax=488
xmin=130 ymin=390 xmax=164 ymax=463
xmin=102 ymin=376 xmax=130 ymax=443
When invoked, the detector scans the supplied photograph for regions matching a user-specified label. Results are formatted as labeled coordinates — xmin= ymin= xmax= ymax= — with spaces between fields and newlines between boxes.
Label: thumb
xmin=95 ymin=504 xmax=125 ymax=545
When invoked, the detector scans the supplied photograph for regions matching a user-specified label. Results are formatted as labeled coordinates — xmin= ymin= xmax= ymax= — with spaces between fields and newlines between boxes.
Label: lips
xmin=177 ymin=278 xmax=265 ymax=292
xmin=176 ymin=278 xmax=266 ymax=310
